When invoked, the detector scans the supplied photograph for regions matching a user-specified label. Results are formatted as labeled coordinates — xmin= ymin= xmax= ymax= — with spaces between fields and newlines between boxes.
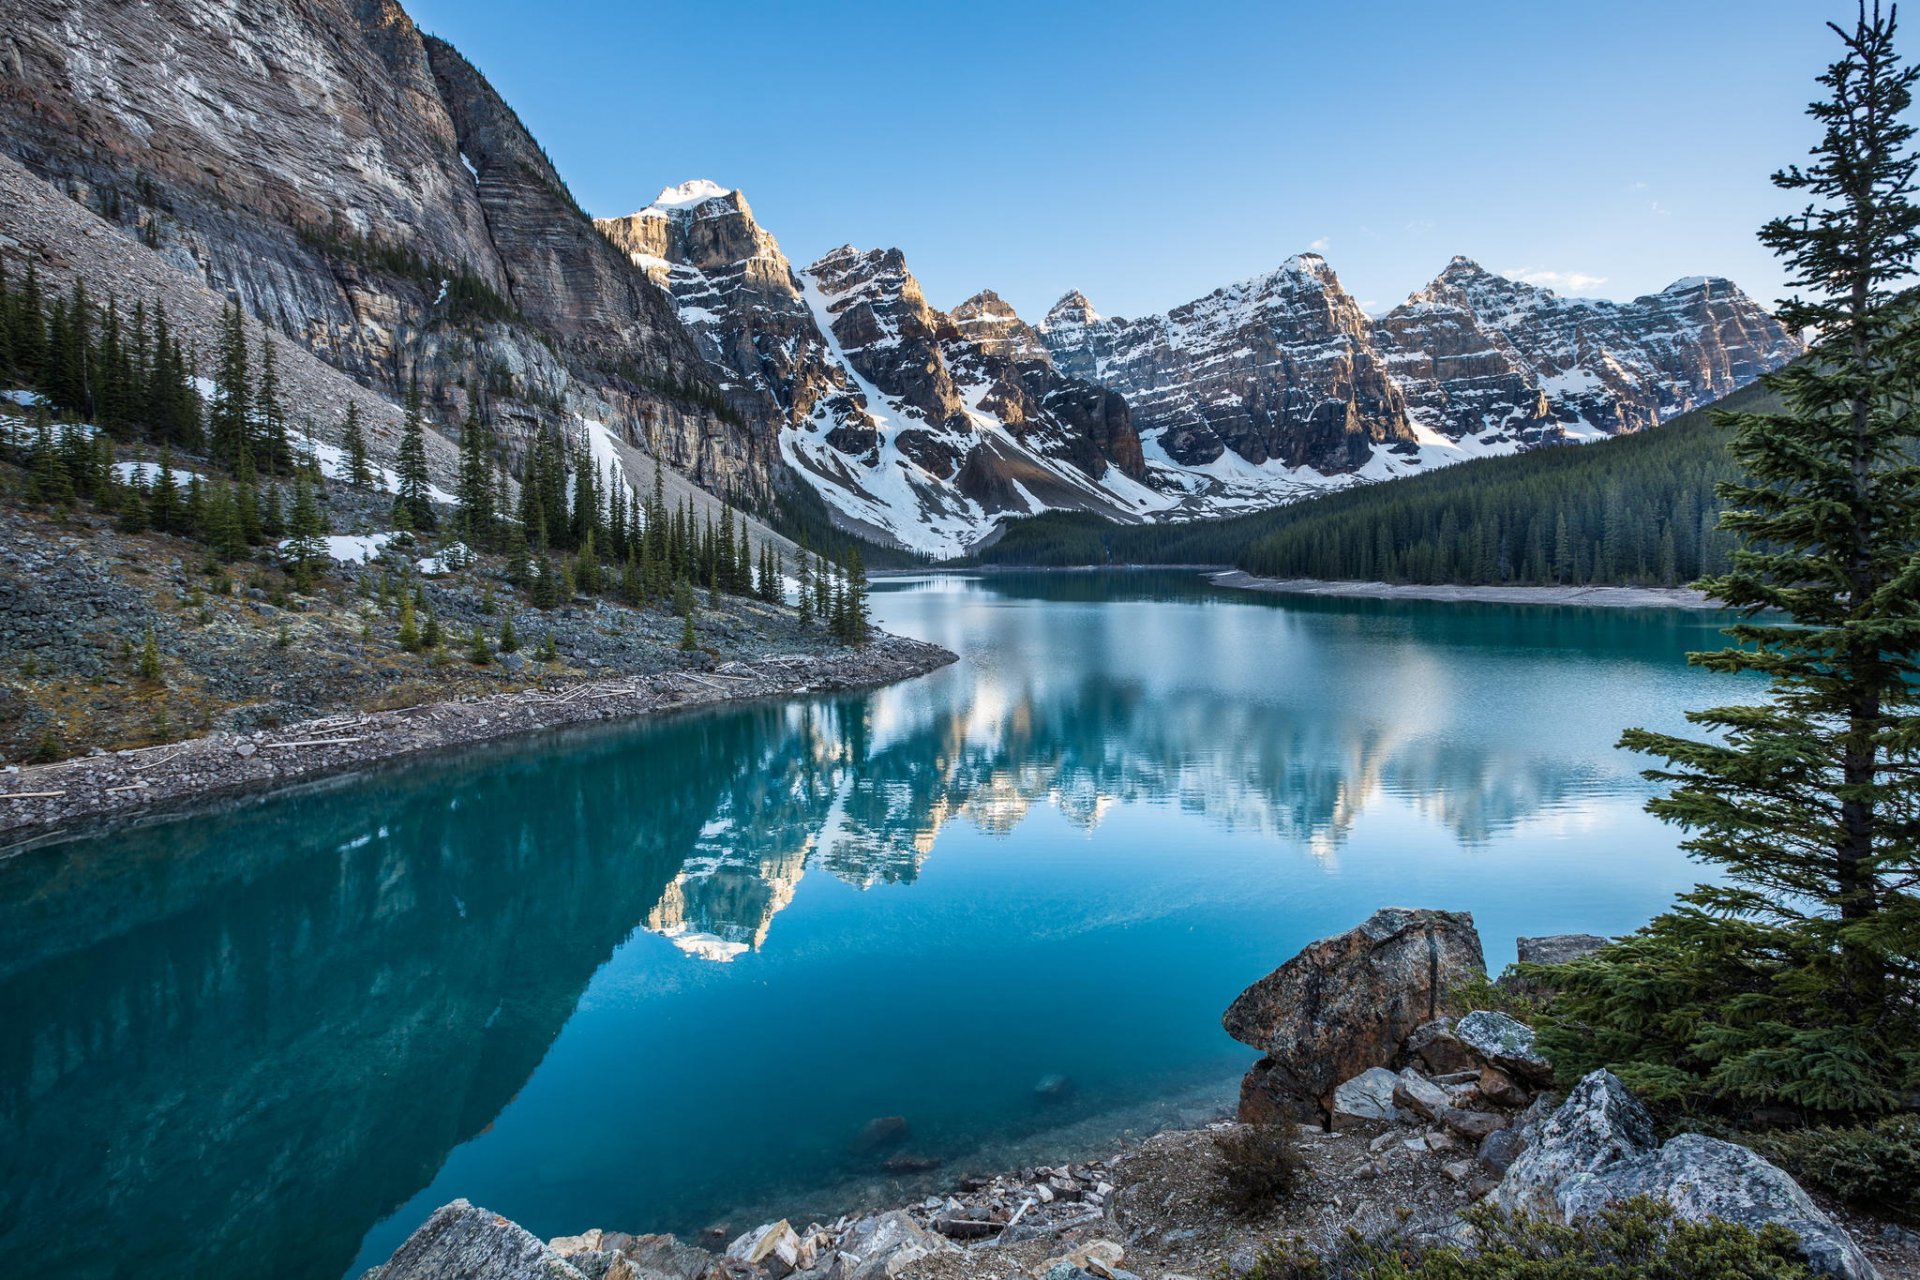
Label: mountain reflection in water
xmin=0 ymin=572 xmax=1741 ymax=1280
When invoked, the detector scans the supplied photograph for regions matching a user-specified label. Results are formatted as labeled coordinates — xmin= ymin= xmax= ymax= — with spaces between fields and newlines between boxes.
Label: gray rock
xmin=1566 ymin=1134 xmax=1880 ymax=1280
xmin=1332 ymin=1066 xmax=1402 ymax=1129
xmin=1404 ymin=1017 xmax=1476 ymax=1075
xmin=1477 ymin=1127 xmax=1528 ymax=1175
xmin=361 ymin=1200 xmax=586 ymax=1280
xmin=1488 ymin=1070 xmax=1657 ymax=1217
xmin=1456 ymin=1010 xmax=1553 ymax=1085
xmin=1392 ymin=1068 xmax=1453 ymax=1122
xmin=1516 ymin=934 xmax=1609 ymax=966
xmin=834 ymin=1210 xmax=954 ymax=1280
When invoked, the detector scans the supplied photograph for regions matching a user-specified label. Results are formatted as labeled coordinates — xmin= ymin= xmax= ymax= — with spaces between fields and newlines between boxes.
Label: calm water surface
xmin=0 ymin=572 xmax=1750 ymax=1280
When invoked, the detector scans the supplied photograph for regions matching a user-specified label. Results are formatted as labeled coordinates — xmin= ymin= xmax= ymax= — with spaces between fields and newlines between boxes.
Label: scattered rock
xmin=1455 ymin=1010 xmax=1553 ymax=1085
xmin=1331 ymin=1066 xmax=1402 ymax=1129
xmin=1226 ymin=907 xmax=1486 ymax=1122
xmin=881 ymin=1154 xmax=943 ymax=1174
xmin=1403 ymin=1018 xmax=1475 ymax=1076
xmin=1476 ymin=1064 xmax=1531 ymax=1108
xmin=1034 ymin=1073 xmax=1075 ymax=1102
xmin=1477 ymin=1127 xmax=1528 ymax=1175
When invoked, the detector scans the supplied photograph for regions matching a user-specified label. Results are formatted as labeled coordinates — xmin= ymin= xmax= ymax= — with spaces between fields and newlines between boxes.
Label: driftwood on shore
xmin=0 ymin=636 xmax=955 ymax=846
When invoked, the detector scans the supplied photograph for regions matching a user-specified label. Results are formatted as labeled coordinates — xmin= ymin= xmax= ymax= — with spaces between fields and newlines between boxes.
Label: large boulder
xmin=1225 ymin=908 xmax=1485 ymax=1122
xmin=1490 ymin=1073 xmax=1879 ymax=1280
xmin=1489 ymin=1070 xmax=1657 ymax=1217
xmin=1564 ymin=1134 xmax=1880 ymax=1280
xmin=363 ymin=1201 xmax=586 ymax=1280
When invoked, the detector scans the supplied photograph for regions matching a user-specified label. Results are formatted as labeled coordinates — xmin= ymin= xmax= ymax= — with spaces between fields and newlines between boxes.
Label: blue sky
xmin=404 ymin=0 xmax=1840 ymax=322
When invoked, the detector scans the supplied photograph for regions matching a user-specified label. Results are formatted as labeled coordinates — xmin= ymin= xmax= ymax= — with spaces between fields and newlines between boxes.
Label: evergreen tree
xmin=1548 ymin=5 xmax=1920 ymax=1118
xmin=343 ymin=400 xmax=373 ymax=488
xmin=149 ymin=452 xmax=181 ymax=533
xmin=499 ymin=613 xmax=519 ymax=654
xmin=286 ymin=471 xmax=329 ymax=592
xmin=396 ymin=592 xmax=421 ymax=651
xmin=456 ymin=399 xmax=495 ymax=547
xmin=393 ymin=378 xmax=435 ymax=530
xmin=795 ymin=545 xmax=814 ymax=626
xmin=210 ymin=300 xmax=251 ymax=472
xmin=255 ymin=329 xmax=287 ymax=475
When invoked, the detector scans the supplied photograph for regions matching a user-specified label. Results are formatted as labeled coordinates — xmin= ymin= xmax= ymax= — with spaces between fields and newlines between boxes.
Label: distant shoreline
xmin=1208 ymin=569 xmax=1724 ymax=610
xmin=0 ymin=636 xmax=955 ymax=848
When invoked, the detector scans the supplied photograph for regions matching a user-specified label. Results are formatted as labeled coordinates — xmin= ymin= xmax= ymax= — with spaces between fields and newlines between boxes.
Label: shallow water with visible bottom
xmin=0 ymin=571 xmax=1751 ymax=1280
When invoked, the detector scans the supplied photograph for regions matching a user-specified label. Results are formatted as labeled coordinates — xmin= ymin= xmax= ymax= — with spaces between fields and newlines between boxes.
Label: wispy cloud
xmin=1504 ymin=267 xmax=1609 ymax=294
xmin=1308 ymin=236 xmax=1332 ymax=253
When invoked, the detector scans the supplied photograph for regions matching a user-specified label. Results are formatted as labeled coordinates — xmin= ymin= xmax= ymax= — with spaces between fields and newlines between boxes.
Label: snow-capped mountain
xmin=599 ymin=185 xmax=1165 ymax=557
xmin=1371 ymin=257 xmax=1803 ymax=446
xmin=605 ymin=185 xmax=1800 ymax=557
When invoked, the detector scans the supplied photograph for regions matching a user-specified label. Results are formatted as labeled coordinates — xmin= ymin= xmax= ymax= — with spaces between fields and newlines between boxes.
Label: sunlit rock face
xmin=1372 ymin=258 xmax=1802 ymax=445
xmin=599 ymin=189 xmax=1161 ymax=557
xmin=0 ymin=0 xmax=768 ymax=499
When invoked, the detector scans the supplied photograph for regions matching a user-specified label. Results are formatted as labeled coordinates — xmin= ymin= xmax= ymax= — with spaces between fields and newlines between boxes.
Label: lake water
xmin=0 ymin=571 xmax=1748 ymax=1280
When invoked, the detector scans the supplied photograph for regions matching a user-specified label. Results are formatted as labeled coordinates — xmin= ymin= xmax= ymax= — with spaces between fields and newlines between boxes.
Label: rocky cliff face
xmin=600 ymin=186 xmax=1154 ymax=556
xmin=1039 ymin=256 xmax=1801 ymax=517
xmin=1041 ymin=255 xmax=1421 ymax=473
xmin=1372 ymin=258 xmax=1801 ymax=446
xmin=0 ymin=0 xmax=760 ymax=498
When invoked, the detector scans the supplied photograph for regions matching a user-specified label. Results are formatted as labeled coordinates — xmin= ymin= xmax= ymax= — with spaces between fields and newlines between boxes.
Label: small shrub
xmin=1213 ymin=1122 xmax=1305 ymax=1215
xmin=1449 ymin=974 xmax=1548 ymax=1023
xmin=1749 ymin=1117 xmax=1920 ymax=1222
xmin=28 ymin=730 xmax=62 ymax=764
xmin=1238 ymin=1197 xmax=1810 ymax=1280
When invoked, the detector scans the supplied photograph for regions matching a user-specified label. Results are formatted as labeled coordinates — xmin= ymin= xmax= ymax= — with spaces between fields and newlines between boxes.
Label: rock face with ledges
xmin=1224 ymin=907 xmax=1486 ymax=1123
xmin=1041 ymin=255 xmax=1420 ymax=472
xmin=1374 ymin=258 xmax=1801 ymax=445
xmin=598 ymin=187 xmax=1155 ymax=556
xmin=0 ymin=0 xmax=759 ymax=499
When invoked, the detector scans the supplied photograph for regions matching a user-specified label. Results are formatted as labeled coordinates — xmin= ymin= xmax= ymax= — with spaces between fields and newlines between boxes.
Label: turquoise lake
xmin=0 ymin=572 xmax=1750 ymax=1280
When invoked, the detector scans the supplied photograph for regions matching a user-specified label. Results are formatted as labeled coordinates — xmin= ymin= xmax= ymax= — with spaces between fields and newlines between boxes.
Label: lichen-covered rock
xmin=1456 ymin=1010 xmax=1554 ymax=1085
xmin=1225 ymin=907 xmax=1486 ymax=1122
xmin=1561 ymin=1134 xmax=1881 ymax=1280
xmin=362 ymin=1200 xmax=586 ymax=1280
xmin=1488 ymin=1070 xmax=1658 ymax=1217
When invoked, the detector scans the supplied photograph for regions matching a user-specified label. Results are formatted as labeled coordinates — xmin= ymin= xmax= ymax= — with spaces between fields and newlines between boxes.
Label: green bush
xmin=1239 ymin=1197 xmax=1811 ymax=1280
xmin=1748 ymin=1117 xmax=1920 ymax=1223
xmin=1213 ymin=1122 xmax=1305 ymax=1215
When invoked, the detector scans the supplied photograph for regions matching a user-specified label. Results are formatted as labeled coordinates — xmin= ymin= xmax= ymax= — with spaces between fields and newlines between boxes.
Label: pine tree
xmin=150 ymin=452 xmax=181 ymax=533
xmin=499 ymin=613 xmax=520 ymax=654
xmin=137 ymin=627 xmax=162 ymax=681
xmin=286 ymin=471 xmax=328 ymax=592
xmin=343 ymin=401 xmax=373 ymax=488
xmin=255 ymin=328 xmax=287 ymax=475
xmin=393 ymin=378 xmax=435 ymax=530
xmin=396 ymin=592 xmax=421 ymax=651
xmin=795 ymin=546 xmax=814 ymax=626
xmin=677 ymin=581 xmax=698 ymax=651
xmin=456 ymin=399 xmax=495 ymax=547
xmin=210 ymin=300 xmax=251 ymax=472
xmin=1549 ymin=5 xmax=1920 ymax=1119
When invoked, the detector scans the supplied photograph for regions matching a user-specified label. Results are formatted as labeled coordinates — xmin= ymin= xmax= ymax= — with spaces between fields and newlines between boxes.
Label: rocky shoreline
xmin=358 ymin=908 xmax=1916 ymax=1280
xmin=1209 ymin=569 xmax=1723 ymax=610
xmin=0 ymin=635 xmax=954 ymax=846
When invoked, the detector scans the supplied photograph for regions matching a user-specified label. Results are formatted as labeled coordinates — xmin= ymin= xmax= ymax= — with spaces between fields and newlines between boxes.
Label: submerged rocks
xmin=1225 ymin=907 xmax=1486 ymax=1122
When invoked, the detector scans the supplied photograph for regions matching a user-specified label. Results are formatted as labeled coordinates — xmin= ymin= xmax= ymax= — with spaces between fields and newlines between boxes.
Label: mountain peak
xmin=1044 ymin=290 xmax=1102 ymax=326
xmin=648 ymin=179 xmax=737 ymax=213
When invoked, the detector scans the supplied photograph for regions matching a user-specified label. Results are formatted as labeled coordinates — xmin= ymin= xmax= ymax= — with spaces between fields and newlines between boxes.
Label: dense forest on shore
xmin=961 ymin=379 xmax=1780 ymax=587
